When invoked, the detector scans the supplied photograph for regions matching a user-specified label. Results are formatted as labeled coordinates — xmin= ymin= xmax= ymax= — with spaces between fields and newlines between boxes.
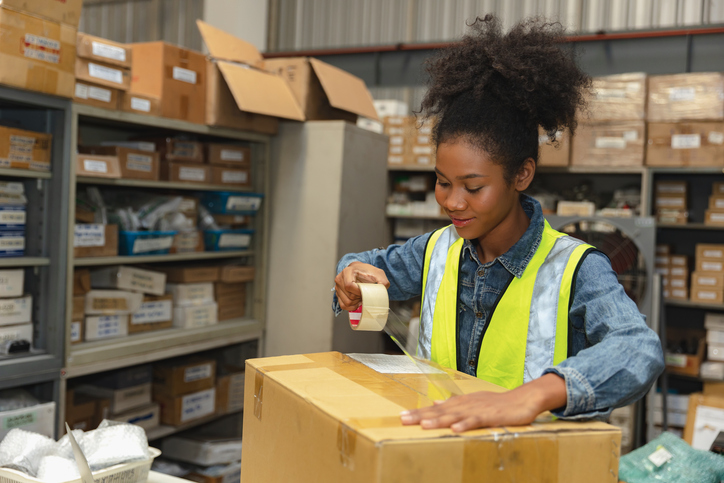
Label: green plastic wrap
xmin=619 ymin=431 xmax=724 ymax=483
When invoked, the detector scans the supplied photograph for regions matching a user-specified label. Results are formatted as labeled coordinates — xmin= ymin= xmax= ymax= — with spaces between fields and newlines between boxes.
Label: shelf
xmin=0 ymin=257 xmax=50 ymax=267
xmin=665 ymin=299 xmax=724 ymax=310
xmin=388 ymin=165 xmax=435 ymax=172
xmin=76 ymin=176 xmax=254 ymax=193
xmin=665 ymin=372 xmax=723 ymax=384
xmin=657 ymin=223 xmax=724 ymax=230
xmin=537 ymin=166 xmax=645 ymax=174
xmin=146 ymin=409 xmax=243 ymax=441
xmin=64 ymin=318 xmax=263 ymax=378
xmin=73 ymin=251 xmax=254 ymax=266
xmin=387 ymin=213 xmax=449 ymax=220
xmin=0 ymin=168 xmax=51 ymax=179
xmin=650 ymin=167 xmax=724 ymax=174
xmin=74 ymin=104 xmax=270 ymax=143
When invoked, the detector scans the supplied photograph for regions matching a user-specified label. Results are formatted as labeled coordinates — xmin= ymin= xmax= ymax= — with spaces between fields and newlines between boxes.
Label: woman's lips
xmin=449 ymin=216 xmax=473 ymax=228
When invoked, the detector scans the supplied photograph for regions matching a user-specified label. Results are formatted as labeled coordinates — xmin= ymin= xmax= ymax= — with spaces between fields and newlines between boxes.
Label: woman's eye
xmin=436 ymin=179 xmax=449 ymax=187
xmin=466 ymin=187 xmax=482 ymax=194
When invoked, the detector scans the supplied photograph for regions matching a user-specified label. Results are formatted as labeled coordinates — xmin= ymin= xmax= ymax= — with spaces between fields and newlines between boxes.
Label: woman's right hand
xmin=334 ymin=262 xmax=390 ymax=311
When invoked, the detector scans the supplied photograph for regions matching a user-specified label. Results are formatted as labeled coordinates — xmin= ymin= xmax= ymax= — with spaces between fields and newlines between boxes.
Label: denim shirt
xmin=333 ymin=194 xmax=664 ymax=419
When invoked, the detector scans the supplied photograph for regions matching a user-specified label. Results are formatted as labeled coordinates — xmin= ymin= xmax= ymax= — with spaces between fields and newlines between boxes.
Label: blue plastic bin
xmin=118 ymin=230 xmax=177 ymax=256
xmin=200 ymin=192 xmax=263 ymax=215
xmin=203 ymin=229 xmax=254 ymax=251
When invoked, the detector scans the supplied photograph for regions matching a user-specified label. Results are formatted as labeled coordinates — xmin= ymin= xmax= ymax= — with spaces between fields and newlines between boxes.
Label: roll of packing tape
xmin=348 ymin=283 xmax=389 ymax=331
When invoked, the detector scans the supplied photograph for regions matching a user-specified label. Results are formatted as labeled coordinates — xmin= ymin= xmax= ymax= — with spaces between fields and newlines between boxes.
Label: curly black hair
xmin=420 ymin=15 xmax=590 ymax=183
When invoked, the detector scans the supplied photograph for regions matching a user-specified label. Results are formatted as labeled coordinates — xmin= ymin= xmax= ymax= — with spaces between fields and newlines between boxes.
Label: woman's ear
xmin=515 ymin=158 xmax=536 ymax=192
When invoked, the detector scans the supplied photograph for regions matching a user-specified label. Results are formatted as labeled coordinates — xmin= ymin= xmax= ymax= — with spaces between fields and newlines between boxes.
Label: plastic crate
xmin=0 ymin=447 xmax=160 ymax=483
xmin=118 ymin=231 xmax=176 ymax=256
xmin=200 ymin=192 xmax=263 ymax=215
xmin=203 ymin=229 xmax=254 ymax=251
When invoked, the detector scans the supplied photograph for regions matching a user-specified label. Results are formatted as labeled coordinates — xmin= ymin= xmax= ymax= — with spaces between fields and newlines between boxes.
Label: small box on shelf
xmin=84 ymin=314 xmax=129 ymax=341
xmin=90 ymin=266 xmax=167 ymax=296
xmin=75 ymin=57 xmax=131 ymax=91
xmin=161 ymin=162 xmax=211 ymax=184
xmin=210 ymin=166 xmax=250 ymax=187
xmin=155 ymin=387 xmax=216 ymax=426
xmin=0 ymin=125 xmax=52 ymax=172
xmin=128 ymin=294 xmax=173 ymax=334
xmin=206 ymin=144 xmax=251 ymax=166
xmin=120 ymin=92 xmax=162 ymax=117
xmin=571 ymin=120 xmax=645 ymax=167
xmin=74 ymin=82 xmax=121 ymax=110
xmin=76 ymin=32 xmax=132 ymax=69
xmin=173 ymin=303 xmax=218 ymax=329
xmin=79 ymin=146 xmax=160 ymax=181
xmin=76 ymin=154 xmax=122 ymax=178
xmin=76 ymin=382 xmax=152 ymax=414
xmin=159 ymin=266 xmax=220 ymax=283
xmin=111 ymin=402 xmax=160 ymax=431
xmin=647 ymin=73 xmax=724 ymax=122
xmin=153 ymin=357 xmax=217 ymax=398
xmin=118 ymin=230 xmax=176 ymax=256
xmin=646 ymin=122 xmax=724 ymax=167
xmin=666 ymin=339 xmax=705 ymax=377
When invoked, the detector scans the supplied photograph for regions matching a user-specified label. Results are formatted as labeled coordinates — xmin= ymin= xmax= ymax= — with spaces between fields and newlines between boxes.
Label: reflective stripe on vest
xmin=419 ymin=220 xmax=594 ymax=390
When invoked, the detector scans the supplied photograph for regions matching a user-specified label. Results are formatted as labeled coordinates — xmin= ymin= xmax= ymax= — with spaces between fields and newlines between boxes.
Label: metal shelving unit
xmin=0 ymin=168 xmax=52 ymax=179
xmin=665 ymin=299 xmax=724 ymax=311
xmin=146 ymin=409 xmax=243 ymax=441
xmin=0 ymin=258 xmax=50 ymax=267
xmin=74 ymin=251 xmax=255 ymax=267
xmin=658 ymin=223 xmax=724 ymax=230
xmin=76 ymin=176 xmax=256 ymax=193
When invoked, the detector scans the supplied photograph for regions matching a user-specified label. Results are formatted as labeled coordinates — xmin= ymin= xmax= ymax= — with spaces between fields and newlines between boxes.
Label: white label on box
xmin=670 ymin=86 xmax=696 ymax=102
xmin=712 ymin=213 xmax=724 ymax=223
xmin=89 ymin=86 xmax=112 ymax=103
xmin=0 ymin=270 xmax=23 ymax=298
xmin=704 ymin=249 xmax=723 ymax=258
xmin=131 ymin=300 xmax=172 ymax=324
xmin=595 ymin=137 xmax=626 ymax=149
xmin=627 ymin=82 xmax=641 ymax=92
xmin=130 ymin=97 xmax=151 ymax=112
xmin=0 ymin=236 xmax=24 ymax=252
xmin=88 ymin=63 xmax=124 ymax=85
xmin=222 ymin=171 xmax=247 ymax=184
xmin=671 ymin=134 xmax=701 ymax=149
xmin=388 ymin=156 xmax=403 ymax=164
xmin=623 ymin=130 xmax=639 ymax=141
xmin=179 ymin=167 xmax=205 ymax=182
xmin=218 ymin=234 xmax=251 ymax=248
xmin=389 ymin=136 xmax=404 ymax=146
xmin=671 ymin=279 xmax=686 ymax=288
xmin=412 ymin=145 xmax=433 ymax=155
xmin=23 ymin=34 xmax=60 ymax=63
xmin=594 ymin=88 xmax=627 ymax=99
xmin=657 ymin=184 xmax=686 ymax=194
xmin=692 ymin=405 xmax=724 ymax=450
xmin=132 ymin=236 xmax=173 ymax=254
xmin=389 ymin=146 xmax=404 ymax=155
xmin=698 ymin=277 xmax=717 ymax=286
xmin=74 ymin=224 xmax=105 ymax=247
xmin=184 ymin=363 xmax=212 ymax=383
xmin=0 ymin=211 xmax=25 ymax=225
xmin=703 ymin=261 xmax=723 ymax=272
xmin=648 ymin=447 xmax=673 ymax=467
xmin=416 ymin=156 xmax=432 ymax=165
xmin=417 ymin=136 xmax=430 ymax=144
xmin=178 ymin=199 xmax=196 ymax=213
xmin=220 ymin=149 xmax=244 ymax=162
xmin=181 ymin=388 xmax=215 ymax=422
xmin=671 ymin=267 xmax=687 ymax=276
xmin=91 ymin=41 xmax=126 ymax=62
xmin=697 ymin=290 xmax=717 ymax=300
xmin=714 ymin=199 xmax=724 ymax=209
xmin=126 ymin=154 xmax=152 ymax=172
xmin=75 ymin=83 xmax=89 ymax=99
xmin=656 ymin=198 xmax=684 ymax=207
xmin=710 ymin=132 xmax=724 ymax=145
xmin=83 ymin=160 xmax=108 ymax=173
xmin=226 ymin=196 xmax=261 ymax=212
xmin=173 ymin=67 xmax=197 ymax=84
xmin=672 ymin=289 xmax=687 ymax=298
xmin=70 ymin=321 xmax=81 ymax=342
xmin=665 ymin=353 xmax=687 ymax=367
xmin=90 ymin=315 xmax=125 ymax=339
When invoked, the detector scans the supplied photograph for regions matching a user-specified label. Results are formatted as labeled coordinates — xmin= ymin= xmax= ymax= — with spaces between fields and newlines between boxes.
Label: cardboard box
xmin=697 ymin=259 xmax=724 ymax=273
xmin=585 ymin=72 xmax=647 ymax=121
xmin=219 ymin=265 xmax=254 ymax=283
xmin=648 ymin=73 xmax=724 ymax=122
xmin=537 ymin=128 xmax=570 ymax=167
xmin=70 ymin=320 xmax=83 ymax=344
xmin=92 ymin=364 xmax=152 ymax=389
xmin=714 ymin=182 xmax=724 ymax=195
xmin=0 ymin=322 xmax=33 ymax=345
xmin=161 ymin=162 xmax=211 ymax=184
xmin=684 ymin=393 xmax=724 ymax=450
xmin=212 ymin=214 xmax=250 ymax=228
xmin=84 ymin=314 xmax=129 ymax=341
xmin=66 ymin=391 xmax=97 ymax=431
xmin=218 ymin=302 xmax=245 ymax=322
xmin=167 ymin=283 xmax=215 ymax=307
xmin=646 ymin=122 xmax=724 ymax=167
xmin=74 ymin=269 xmax=91 ymax=295
xmin=160 ymin=266 xmax=219 ymax=283
xmin=655 ymin=194 xmax=687 ymax=210
xmin=76 ymin=32 xmax=131 ymax=68
xmin=153 ymin=357 xmax=217 ymax=397
xmin=704 ymin=382 xmax=724 ymax=398
xmin=656 ymin=210 xmax=687 ymax=225
xmin=670 ymin=255 xmax=689 ymax=267
xmin=706 ymin=209 xmax=724 ymax=226
xmin=0 ymin=269 xmax=23 ymax=298
xmin=668 ymin=276 xmax=688 ymax=289
xmin=215 ymin=282 xmax=245 ymax=303
xmin=0 ymin=125 xmax=52 ymax=172
xmin=210 ymin=166 xmax=250 ymax=187
xmin=692 ymin=271 xmax=724 ymax=289
xmin=656 ymin=181 xmax=687 ymax=196
xmin=666 ymin=287 xmax=688 ymax=300
xmin=0 ymin=7 xmax=76 ymax=98
xmin=74 ymin=81 xmax=121 ymax=110
xmin=173 ymin=303 xmax=218 ymax=328
xmin=128 ymin=294 xmax=173 ymax=334
xmin=120 ymin=92 xmax=162 ymax=117
xmin=72 ymin=295 xmax=85 ymax=320
xmin=79 ymin=146 xmax=159 ymax=181
xmin=242 ymin=352 xmax=621 ymax=483
xmin=74 ymin=224 xmax=118 ymax=258
xmin=1 ymin=0 xmax=83 ymax=27
xmin=111 ymin=402 xmax=160 ymax=430
xmin=85 ymin=290 xmax=143 ymax=315
xmin=0 ymin=295 xmax=31 ymax=326
xmin=691 ymin=287 xmax=724 ymax=304
xmin=130 ymin=42 xmax=207 ymax=124
xmin=155 ymin=387 xmax=216 ymax=426
xmin=186 ymin=462 xmax=241 ymax=483
xmin=571 ymin=121 xmax=645 ymax=167
xmin=90 ymin=265 xmax=166 ymax=296
xmin=701 ymin=361 xmax=724 ymax=380
xmin=216 ymin=366 xmax=244 ymax=414
xmin=696 ymin=244 xmax=724 ymax=261
xmin=76 ymin=154 xmax=121 ymax=179
xmin=707 ymin=330 xmax=724 ymax=345
xmin=206 ymin=143 xmax=251 ymax=166
xmin=171 ymin=230 xmax=204 ymax=254
xmin=75 ymin=57 xmax=131 ymax=91
xmin=655 ymin=255 xmax=670 ymax=267
xmin=162 ymin=434 xmax=242 ymax=466
xmin=77 ymin=383 xmax=151 ymax=414
xmin=0 ymin=401 xmax=55 ymax=440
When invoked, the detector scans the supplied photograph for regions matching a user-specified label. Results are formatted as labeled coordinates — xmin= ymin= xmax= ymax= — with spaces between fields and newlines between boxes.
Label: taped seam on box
xmin=337 ymin=422 xmax=357 ymax=470
xmin=253 ymin=370 xmax=263 ymax=421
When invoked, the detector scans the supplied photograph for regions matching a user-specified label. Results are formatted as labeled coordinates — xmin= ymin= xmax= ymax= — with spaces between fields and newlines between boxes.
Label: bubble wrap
xmin=80 ymin=420 xmax=149 ymax=470
xmin=0 ymin=389 xmax=40 ymax=411
xmin=0 ymin=429 xmax=55 ymax=476
xmin=36 ymin=456 xmax=80 ymax=483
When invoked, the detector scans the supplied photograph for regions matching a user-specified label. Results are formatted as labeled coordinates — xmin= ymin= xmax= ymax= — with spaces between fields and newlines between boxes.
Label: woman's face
xmin=434 ymin=141 xmax=524 ymax=240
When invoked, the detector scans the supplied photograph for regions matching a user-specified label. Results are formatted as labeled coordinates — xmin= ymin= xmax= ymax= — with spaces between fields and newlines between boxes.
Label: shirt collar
xmin=461 ymin=193 xmax=544 ymax=278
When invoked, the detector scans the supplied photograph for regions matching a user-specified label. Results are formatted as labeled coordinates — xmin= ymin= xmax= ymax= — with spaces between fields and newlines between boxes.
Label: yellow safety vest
xmin=419 ymin=220 xmax=595 ymax=390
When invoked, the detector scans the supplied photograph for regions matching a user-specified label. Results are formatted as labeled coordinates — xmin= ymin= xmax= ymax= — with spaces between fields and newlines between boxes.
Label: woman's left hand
xmin=400 ymin=373 xmax=567 ymax=432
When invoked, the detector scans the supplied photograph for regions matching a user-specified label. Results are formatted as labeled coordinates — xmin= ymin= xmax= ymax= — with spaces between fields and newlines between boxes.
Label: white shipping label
xmin=657 ymin=184 xmax=685 ymax=194
xmin=218 ymin=234 xmax=251 ymax=248
xmin=226 ymin=196 xmax=261 ymax=212
xmin=712 ymin=213 xmax=724 ymax=223
xmin=0 ymin=211 xmax=25 ymax=225
xmin=70 ymin=321 xmax=81 ymax=342
xmin=412 ymin=146 xmax=433 ymax=155
xmin=83 ymin=160 xmax=108 ymax=173
xmin=594 ymin=88 xmax=627 ymax=99
xmin=626 ymin=82 xmax=641 ymax=92
xmin=0 ymin=297 xmax=29 ymax=317
xmin=389 ymin=136 xmax=404 ymax=146
xmin=416 ymin=156 xmax=432 ymax=165
xmin=88 ymin=87 xmax=112 ymax=103
xmin=173 ymin=67 xmax=197 ymax=84
xmin=132 ymin=236 xmax=173 ymax=254
xmin=648 ymin=447 xmax=673 ymax=467
xmin=670 ymin=86 xmax=696 ymax=102
xmin=74 ymin=224 xmax=105 ymax=247
xmin=220 ymin=149 xmax=244 ymax=162
xmin=623 ymin=130 xmax=639 ymax=141
xmin=714 ymin=199 xmax=724 ymax=209
xmin=671 ymin=279 xmax=686 ymax=288
xmin=92 ymin=315 xmax=124 ymax=338
xmin=126 ymin=154 xmax=152 ymax=172
xmin=88 ymin=63 xmax=124 ymax=85
xmin=657 ymin=198 xmax=684 ymax=207
xmin=75 ymin=83 xmax=89 ymax=99
xmin=670 ymin=267 xmax=687 ymax=277
xmin=698 ymin=277 xmax=718 ymax=286
xmin=179 ymin=167 xmax=205 ymax=182
xmin=671 ymin=134 xmax=701 ymax=149
xmin=23 ymin=34 xmax=60 ymax=64
xmin=130 ymin=97 xmax=151 ymax=112
xmin=595 ymin=137 xmax=626 ymax=149
xmin=388 ymin=156 xmax=403 ymax=164
xmin=0 ymin=236 xmax=25 ymax=252
xmin=665 ymin=353 xmax=687 ymax=367
xmin=692 ymin=405 xmax=724 ymax=450
xmin=704 ymin=249 xmax=723 ymax=258
xmin=389 ymin=146 xmax=404 ymax=155
xmin=180 ymin=388 xmax=215 ymax=422
xmin=132 ymin=300 xmax=172 ymax=324
xmin=222 ymin=171 xmax=248 ymax=184
xmin=184 ymin=363 xmax=213 ymax=383
xmin=709 ymin=132 xmax=724 ymax=145
xmin=697 ymin=291 xmax=717 ymax=300
xmin=91 ymin=41 xmax=126 ymax=62
xmin=702 ymin=261 xmax=723 ymax=272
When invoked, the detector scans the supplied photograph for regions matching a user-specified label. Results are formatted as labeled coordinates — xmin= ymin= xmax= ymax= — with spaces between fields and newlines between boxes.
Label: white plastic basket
xmin=0 ymin=447 xmax=161 ymax=483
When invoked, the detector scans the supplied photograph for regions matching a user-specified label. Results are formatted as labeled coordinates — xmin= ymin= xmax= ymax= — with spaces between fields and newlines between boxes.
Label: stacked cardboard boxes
xmin=383 ymin=116 xmax=436 ymax=168
xmin=656 ymin=245 xmax=689 ymax=301
xmin=0 ymin=127 xmax=53 ymax=173
xmin=653 ymin=393 xmax=690 ymax=429
xmin=706 ymin=182 xmax=724 ymax=227
xmin=215 ymin=265 xmax=254 ymax=322
xmin=74 ymin=33 xmax=132 ymax=110
xmin=78 ymin=144 xmax=160 ymax=181
xmin=692 ymin=244 xmax=724 ymax=304
xmin=0 ymin=269 xmax=32 ymax=353
xmin=706 ymin=313 xmax=724 ymax=369
xmin=0 ymin=183 xmax=27 ymax=256
xmin=153 ymin=357 xmax=217 ymax=425
xmin=654 ymin=181 xmax=688 ymax=224
xmin=206 ymin=143 xmax=252 ymax=188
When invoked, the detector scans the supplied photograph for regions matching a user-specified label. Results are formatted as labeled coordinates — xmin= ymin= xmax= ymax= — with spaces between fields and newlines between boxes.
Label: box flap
xmin=216 ymin=61 xmax=305 ymax=121
xmin=197 ymin=20 xmax=263 ymax=68
xmin=308 ymin=58 xmax=379 ymax=120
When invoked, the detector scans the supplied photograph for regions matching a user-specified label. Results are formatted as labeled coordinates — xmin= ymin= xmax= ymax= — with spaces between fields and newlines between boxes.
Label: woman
xmin=333 ymin=15 xmax=664 ymax=432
